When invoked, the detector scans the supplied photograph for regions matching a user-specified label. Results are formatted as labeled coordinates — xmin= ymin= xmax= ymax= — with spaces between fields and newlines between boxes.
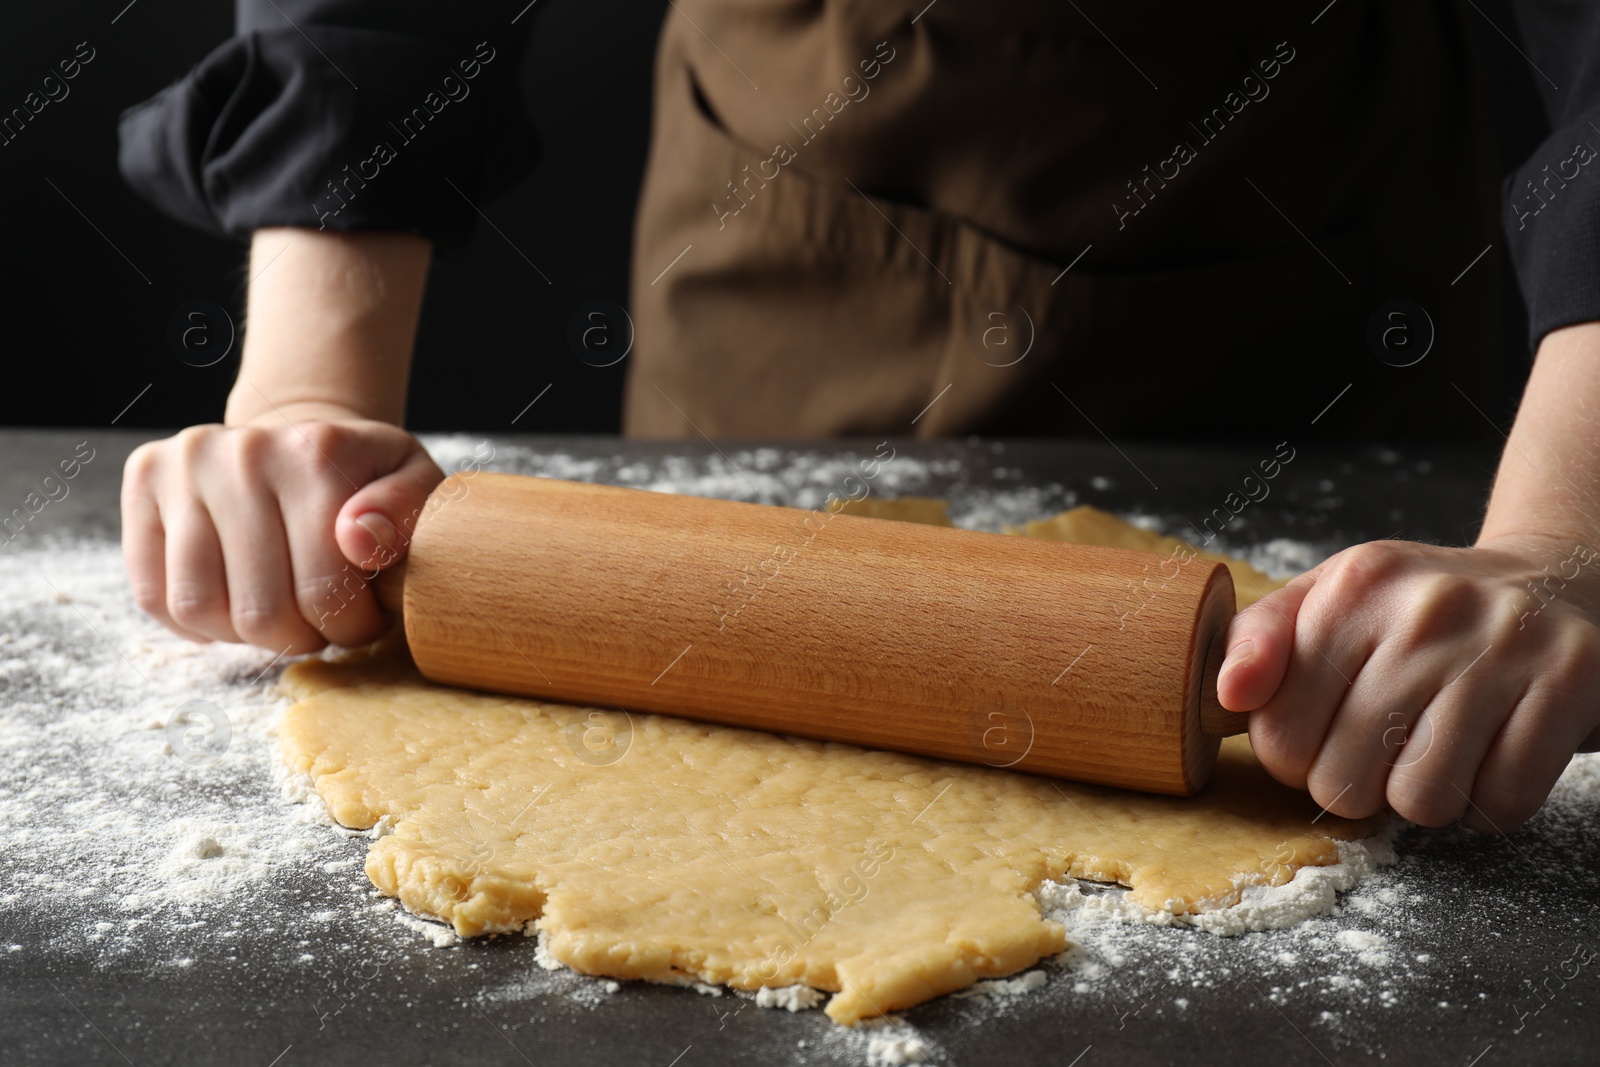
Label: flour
xmin=952 ymin=970 xmax=1049 ymax=999
xmin=756 ymin=985 xmax=825 ymax=1011
xmin=0 ymin=543 xmax=340 ymax=938
xmin=395 ymin=912 xmax=461 ymax=948
xmin=810 ymin=1015 xmax=938 ymax=1066
xmin=421 ymin=435 xmax=1061 ymax=536
xmin=1005 ymin=822 xmax=1480 ymax=1040
xmin=1034 ymin=823 xmax=1402 ymax=937
xmin=1336 ymin=928 xmax=1393 ymax=967
xmin=422 ymin=437 xmax=966 ymax=516
xmin=865 ymin=1031 xmax=931 ymax=1065
xmin=7 ymin=439 xmax=1598 ymax=1065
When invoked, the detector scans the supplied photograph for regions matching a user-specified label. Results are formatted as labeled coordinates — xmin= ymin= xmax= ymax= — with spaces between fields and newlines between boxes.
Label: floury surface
xmin=2 ymin=430 xmax=1595 ymax=1066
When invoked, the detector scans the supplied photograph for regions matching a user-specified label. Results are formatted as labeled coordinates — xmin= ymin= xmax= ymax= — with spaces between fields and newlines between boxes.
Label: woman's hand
xmin=1217 ymin=535 xmax=1600 ymax=833
xmin=121 ymin=226 xmax=438 ymax=654
xmin=121 ymin=407 xmax=443 ymax=654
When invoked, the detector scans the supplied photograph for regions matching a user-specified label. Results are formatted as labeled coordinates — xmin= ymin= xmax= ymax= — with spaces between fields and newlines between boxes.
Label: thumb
xmin=334 ymin=445 xmax=444 ymax=572
xmin=1215 ymin=569 xmax=1320 ymax=712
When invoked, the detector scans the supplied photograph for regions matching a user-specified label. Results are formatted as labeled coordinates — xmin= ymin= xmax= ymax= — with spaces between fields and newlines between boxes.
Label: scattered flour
xmin=394 ymin=912 xmax=461 ymax=948
xmin=808 ymin=1014 xmax=939 ymax=1067
xmin=866 ymin=1030 xmax=931 ymax=1065
xmin=953 ymin=970 xmax=1049 ymax=999
xmin=756 ymin=985 xmax=825 ymax=1011
xmin=420 ymin=434 xmax=1067 ymax=536
xmin=1034 ymin=821 xmax=1401 ymax=936
xmin=1336 ymin=929 xmax=1393 ymax=967
xmin=0 ymin=541 xmax=345 ymax=946
xmin=530 ymin=928 xmax=568 ymax=970
xmin=8 ymin=439 xmax=1597 ymax=1065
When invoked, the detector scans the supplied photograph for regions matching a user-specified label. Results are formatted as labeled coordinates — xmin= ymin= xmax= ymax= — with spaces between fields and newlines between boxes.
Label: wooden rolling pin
xmin=372 ymin=472 xmax=1245 ymax=795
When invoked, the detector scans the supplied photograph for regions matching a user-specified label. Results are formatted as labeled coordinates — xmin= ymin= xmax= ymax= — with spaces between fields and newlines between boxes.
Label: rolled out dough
xmin=834 ymin=500 xmax=1286 ymax=606
xmin=1008 ymin=506 xmax=1286 ymax=608
xmin=278 ymin=504 xmax=1373 ymax=1025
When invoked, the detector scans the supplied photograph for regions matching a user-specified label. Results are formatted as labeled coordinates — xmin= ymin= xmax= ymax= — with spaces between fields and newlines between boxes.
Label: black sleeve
xmin=1504 ymin=3 xmax=1600 ymax=348
xmin=116 ymin=0 xmax=537 ymax=254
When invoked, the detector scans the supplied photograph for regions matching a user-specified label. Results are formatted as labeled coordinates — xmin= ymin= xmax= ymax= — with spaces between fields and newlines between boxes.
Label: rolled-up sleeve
xmin=117 ymin=0 xmax=536 ymax=253
xmin=1504 ymin=3 xmax=1600 ymax=348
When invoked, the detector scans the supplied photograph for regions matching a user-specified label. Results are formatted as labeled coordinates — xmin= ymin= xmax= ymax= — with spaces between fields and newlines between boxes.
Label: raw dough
xmin=278 ymin=505 xmax=1372 ymax=1025
xmin=831 ymin=496 xmax=954 ymax=526
xmin=1013 ymin=506 xmax=1288 ymax=608
xmin=835 ymin=499 xmax=1288 ymax=606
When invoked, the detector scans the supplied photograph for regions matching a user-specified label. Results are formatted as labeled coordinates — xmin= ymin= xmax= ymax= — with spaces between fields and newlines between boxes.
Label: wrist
xmin=1474 ymin=320 xmax=1600 ymax=557
xmin=1476 ymin=531 xmax=1600 ymax=619
xmin=1476 ymin=515 xmax=1600 ymax=557
xmin=223 ymin=387 xmax=388 ymax=428
xmin=228 ymin=227 xmax=430 ymax=429
xmin=1476 ymin=529 xmax=1598 ymax=560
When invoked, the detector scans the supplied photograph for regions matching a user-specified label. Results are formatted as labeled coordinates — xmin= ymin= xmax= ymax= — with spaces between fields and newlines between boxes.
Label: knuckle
xmin=230 ymin=599 xmax=288 ymax=646
xmin=1405 ymin=574 xmax=1483 ymax=637
xmin=123 ymin=442 xmax=160 ymax=486
xmin=167 ymin=583 xmax=224 ymax=631
xmin=297 ymin=568 xmax=366 ymax=626
xmin=295 ymin=421 xmax=348 ymax=463
xmin=1321 ymin=541 xmax=1410 ymax=600
xmin=173 ymin=423 xmax=219 ymax=465
xmin=1489 ymin=590 xmax=1533 ymax=643
xmin=129 ymin=581 xmax=168 ymax=619
xmin=228 ymin=425 xmax=274 ymax=470
xmin=1246 ymin=717 xmax=1313 ymax=789
xmin=1386 ymin=769 xmax=1466 ymax=828
xmin=1306 ymin=768 xmax=1378 ymax=819
xmin=1312 ymin=560 xmax=1375 ymax=612
xmin=1375 ymin=575 xmax=1487 ymax=660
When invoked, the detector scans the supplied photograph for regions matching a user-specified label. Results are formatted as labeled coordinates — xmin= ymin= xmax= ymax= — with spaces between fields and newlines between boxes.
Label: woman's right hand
xmin=121 ymin=407 xmax=444 ymax=654
xmin=123 ymin=226 xmax=439 ymax=653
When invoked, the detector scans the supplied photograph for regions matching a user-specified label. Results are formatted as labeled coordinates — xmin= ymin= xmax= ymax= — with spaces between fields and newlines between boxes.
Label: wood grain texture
xmin=391 ymin=472 xmax=1239 ymax=795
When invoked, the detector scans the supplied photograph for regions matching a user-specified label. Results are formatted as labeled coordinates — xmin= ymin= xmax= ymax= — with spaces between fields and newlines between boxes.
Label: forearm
xmin=1477 ymin=322 xmax=1600 ymax=554
xmin=224 ymin=227 xmax=433 ymax=427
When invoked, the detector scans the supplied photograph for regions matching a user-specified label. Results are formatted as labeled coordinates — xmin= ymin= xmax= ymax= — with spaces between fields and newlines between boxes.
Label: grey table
xmin=3 ymin=429 xmax=1596 ymax=1066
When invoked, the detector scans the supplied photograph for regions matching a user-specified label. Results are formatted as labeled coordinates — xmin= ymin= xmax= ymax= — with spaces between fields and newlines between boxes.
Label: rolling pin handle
xmin=1198 ymin=629 xmax=1249 ymax=738
xmin=373 ymin=560 xmax=408 ymax=615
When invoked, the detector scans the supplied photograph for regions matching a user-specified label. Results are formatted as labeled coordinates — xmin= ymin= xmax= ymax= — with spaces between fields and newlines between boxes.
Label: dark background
xmin=0 ymin=0 xmax=1549 ymax=435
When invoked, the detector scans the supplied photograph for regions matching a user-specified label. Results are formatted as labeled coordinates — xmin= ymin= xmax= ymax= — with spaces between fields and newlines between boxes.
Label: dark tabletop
xmin=2 ymin=429 xmax=1596 ymax=1067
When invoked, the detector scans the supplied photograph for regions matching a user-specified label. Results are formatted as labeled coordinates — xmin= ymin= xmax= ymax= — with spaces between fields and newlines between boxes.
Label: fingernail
xmin=1220 ymin=639 xmax=1255 ymax=682
xmin=354 ymin=512 xmax=398 ymax=552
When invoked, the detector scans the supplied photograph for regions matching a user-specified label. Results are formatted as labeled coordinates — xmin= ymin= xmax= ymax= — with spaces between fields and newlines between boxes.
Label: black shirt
xmin=118 ymin=0 xmax=538 ymax=255
xmin=118 ymin=0 xmax=1600 ymax=351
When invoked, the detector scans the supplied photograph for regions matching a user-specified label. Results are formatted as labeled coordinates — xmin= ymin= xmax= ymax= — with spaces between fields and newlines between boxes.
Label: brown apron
xmin=625 ymin=0 xmax=1499 ymax=439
